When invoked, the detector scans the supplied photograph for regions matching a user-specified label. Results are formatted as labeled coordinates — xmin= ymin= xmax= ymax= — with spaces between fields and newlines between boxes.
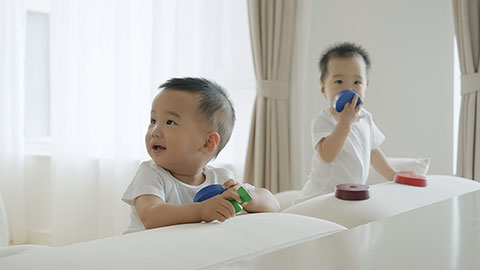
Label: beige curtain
xmin=244 ymin=0 xmax=296 ymax=193
xmin=453 ymin=0 xmax=480 ymax=181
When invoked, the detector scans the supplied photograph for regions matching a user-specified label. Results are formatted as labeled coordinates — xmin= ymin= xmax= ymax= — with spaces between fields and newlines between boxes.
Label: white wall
xmin=291 ymin=0 xmax=454 ymax=188
xmin=24 ymin=156 xmax=51 ymax=244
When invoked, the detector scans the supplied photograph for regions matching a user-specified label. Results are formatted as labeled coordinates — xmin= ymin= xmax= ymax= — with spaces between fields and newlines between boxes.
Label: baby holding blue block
xmin=296 ymin=42 xmax=398 ymax=203
xmin=122 ymin=78 xmax=279 ymax=233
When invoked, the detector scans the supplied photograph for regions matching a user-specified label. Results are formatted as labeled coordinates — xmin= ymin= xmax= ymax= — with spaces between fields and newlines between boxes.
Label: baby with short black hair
xmin=122 ymin=77 xmax=279 ymax=232
xmin=296 ymin=42 xmax=398 ymax=203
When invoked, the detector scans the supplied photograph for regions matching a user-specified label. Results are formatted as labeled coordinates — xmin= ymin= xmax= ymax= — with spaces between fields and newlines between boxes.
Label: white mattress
xmin=0 ymin=213 xmax=345 ymax=270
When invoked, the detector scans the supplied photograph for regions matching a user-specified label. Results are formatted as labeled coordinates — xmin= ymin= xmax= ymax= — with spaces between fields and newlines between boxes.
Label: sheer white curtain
xmin=0 ymin=0 xmax=27 ymax=244
xmin=152 ymin=0 xmax=255 ymax=179
xmin=49 ymin=0 xmax=154 ymax=245
xmin=48 ymin=0 xmax=254 ymax=245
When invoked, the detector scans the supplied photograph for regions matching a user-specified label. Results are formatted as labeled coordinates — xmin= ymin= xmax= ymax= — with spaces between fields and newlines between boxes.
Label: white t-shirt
xmin=122 ymin=160 xmax=251 ymax=233
xmin=296 ymin=108 xmax=385 ymax=203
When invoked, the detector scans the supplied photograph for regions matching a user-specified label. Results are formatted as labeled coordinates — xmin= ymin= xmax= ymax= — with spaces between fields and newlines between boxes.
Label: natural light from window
xmin=453 ymin=37 xmax=461 ymax=175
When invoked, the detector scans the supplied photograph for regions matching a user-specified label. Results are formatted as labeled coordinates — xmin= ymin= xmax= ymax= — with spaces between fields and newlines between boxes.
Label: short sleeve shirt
xmin=121 ymin=160 xmax=248 ymax=233
xmin=296 ymin=108 xmax=385 ymax=203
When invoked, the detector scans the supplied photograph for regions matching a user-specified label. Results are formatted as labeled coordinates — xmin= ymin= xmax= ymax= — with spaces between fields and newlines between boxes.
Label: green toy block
xmin=228 ymin=186 xmax=253 ymax=213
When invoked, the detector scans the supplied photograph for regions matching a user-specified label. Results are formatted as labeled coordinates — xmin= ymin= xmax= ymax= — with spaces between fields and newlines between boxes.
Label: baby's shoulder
xmin=310 ymin=109 xmax=336 ymax=130
xmin=134 ymin=160 xmax=171 ymax=181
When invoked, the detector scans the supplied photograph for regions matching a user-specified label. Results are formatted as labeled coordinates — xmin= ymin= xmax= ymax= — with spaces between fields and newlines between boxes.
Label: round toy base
xmin=335 ymin=184 xmax=370 ymax=200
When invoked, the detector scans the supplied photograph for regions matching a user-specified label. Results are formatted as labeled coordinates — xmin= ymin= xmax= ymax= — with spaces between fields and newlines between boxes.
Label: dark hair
xmin=319 ymin=42 xmax=371 ymax=82
xmin=159 ymin=77 xmax=235 ymax=157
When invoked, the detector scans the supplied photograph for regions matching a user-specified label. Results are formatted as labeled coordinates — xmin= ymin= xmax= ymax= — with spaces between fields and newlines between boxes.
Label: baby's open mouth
xmin=152 ymin=144 xmax=166 ymax=151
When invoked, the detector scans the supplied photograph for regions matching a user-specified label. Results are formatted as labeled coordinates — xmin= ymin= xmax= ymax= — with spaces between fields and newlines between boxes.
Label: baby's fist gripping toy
xmin=194 ymin=184 xmax=253 ymax=213
xmin=333 ymin=90 xmax=362 ymax=112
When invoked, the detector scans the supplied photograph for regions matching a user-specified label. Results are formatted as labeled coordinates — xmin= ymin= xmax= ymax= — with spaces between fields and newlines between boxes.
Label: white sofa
xmin=3 ymin=157 xmax=480 ymax=268
xmin=275 ymin=157 xmax=432 ymax=212
xmin=0 ymin=193 xmax=51 ymax=258
xmin=0 ymin=213 xmax=345 ymax=269
xmin=281 ymin=175 xmax=480 ymax=228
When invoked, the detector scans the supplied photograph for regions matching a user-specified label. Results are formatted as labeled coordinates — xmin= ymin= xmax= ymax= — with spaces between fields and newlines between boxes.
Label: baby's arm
xmin=370 ymin=148 xmax=396 ymax=181
xmin=242 ymin=188 xmax=280 ymax=212
xmin=317 ymin=95 xmax=363 ymax=163
xmin=316 ymin=118 xmax=351 ymax=163
xmin=135 ymin=190 xmax=242 ymax=229
xmin=222 ymin=180 xmax=280 ymax=213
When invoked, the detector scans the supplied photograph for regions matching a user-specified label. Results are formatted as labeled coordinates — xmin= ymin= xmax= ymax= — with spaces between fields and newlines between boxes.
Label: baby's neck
xmin=170 ymin=170 xmax=206 ymax=186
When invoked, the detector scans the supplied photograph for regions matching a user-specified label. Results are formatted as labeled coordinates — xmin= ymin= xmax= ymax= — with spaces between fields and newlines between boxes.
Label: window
xmin=24 ymin=10 xmax=51 ymax=155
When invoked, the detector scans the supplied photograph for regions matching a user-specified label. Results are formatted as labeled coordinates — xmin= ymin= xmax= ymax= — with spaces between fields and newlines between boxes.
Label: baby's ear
xmin=202 ymin=131 xmax=220 ymax=155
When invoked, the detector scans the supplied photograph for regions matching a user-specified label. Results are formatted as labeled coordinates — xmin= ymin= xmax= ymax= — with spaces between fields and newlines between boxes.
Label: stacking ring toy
xmin=394 ymin=172 xmax=427 ymax=187
xmin=335 ymin=184 xmax=370 ymax=200
xmin=333 ymin=90 xmax=362 ymax=112
xmin=194 ymin=184 xmax=253 ymax=213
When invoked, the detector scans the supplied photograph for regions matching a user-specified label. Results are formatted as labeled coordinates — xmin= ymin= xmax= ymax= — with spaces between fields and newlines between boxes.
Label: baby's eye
xmin=334 ymin=80 xmax=343 ymax=84
xmin=166 ymin=120 xmax=176 ymax=126
xmin=354 ymin=81 xmax=362 ymax=85
xmin=150 ymin=119 xmax=156 ymax=125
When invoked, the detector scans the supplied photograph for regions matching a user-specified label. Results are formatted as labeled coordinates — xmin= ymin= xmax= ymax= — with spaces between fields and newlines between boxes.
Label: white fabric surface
xmin=0 ymin=213 xmax=345 ymax=270
xmin=276 ymin=157 xmax=432 ymax=211
xmin=123 ymin=161 xmax=234 ymax=206
xmin=274 ymin=190 xmax=302 ymax=212
xmin=0 ymin=245 xmax=51 ymax=258
xmin=48 ymin=0 xmax=154 ymax=245
xmin=284 ymin=175 xmax=480 ymax=228
xmin=297 ymin=108 xmax=385 ymax=202
xmin=0 ymin=0 xmax=27 ymax=244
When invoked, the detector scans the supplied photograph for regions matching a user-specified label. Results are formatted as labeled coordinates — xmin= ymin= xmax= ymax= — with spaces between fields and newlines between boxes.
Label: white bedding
xmin=283 ymin=175 xmax=480 ymax=228
xmin=0 ymin=213 xmax=345 ymax=270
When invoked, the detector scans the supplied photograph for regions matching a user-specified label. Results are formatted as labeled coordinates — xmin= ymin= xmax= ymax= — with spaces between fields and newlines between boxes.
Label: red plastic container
xmin=335 ymin=184 xmax=370 ymax=200
xmin=394 ymin=172 xmax=427 ymax=187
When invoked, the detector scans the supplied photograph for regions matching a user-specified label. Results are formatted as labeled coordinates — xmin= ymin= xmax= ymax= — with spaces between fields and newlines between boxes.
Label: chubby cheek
xmin=360 ymin=88 xmax=367 ymax=99
xmin=145 ymin=132 xmax=152 ymax=153
xmin=325 ymin=92 xmax=338 ymax=107
xmin=353 ymin=89 xmax=366 ymax=100
xmin=328 ymin=94 xmax=336 ymax=106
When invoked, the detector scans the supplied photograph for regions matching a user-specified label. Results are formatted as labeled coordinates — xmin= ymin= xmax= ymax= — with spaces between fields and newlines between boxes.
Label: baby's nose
xmin=151 ymin=125 xmax=163 ymax=137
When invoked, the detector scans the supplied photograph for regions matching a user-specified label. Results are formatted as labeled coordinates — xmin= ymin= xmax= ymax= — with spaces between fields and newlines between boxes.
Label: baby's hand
xmin=331 ymin=94 xmax=364 ymax=125
xmin=199 ymin=186 xmax=242 ymax=223
xmin=222 ymin=179 xmax=240 ymax=190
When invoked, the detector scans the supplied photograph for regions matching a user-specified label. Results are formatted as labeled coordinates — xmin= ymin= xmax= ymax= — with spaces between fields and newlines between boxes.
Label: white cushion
xmin=366 ymin=157 xmax=430 ymax=185
xmin=0 ymin=213 xmax=345 ymax=269
xmin=274 ymin=157 xmax=431 ymax=210
xmin=0 ymin=244 xmax=51 ymax=258
xmin=274 ymin=190 xmax=301 ymax=211
xmin=284 ymin=175 xmax=480 ymax=229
